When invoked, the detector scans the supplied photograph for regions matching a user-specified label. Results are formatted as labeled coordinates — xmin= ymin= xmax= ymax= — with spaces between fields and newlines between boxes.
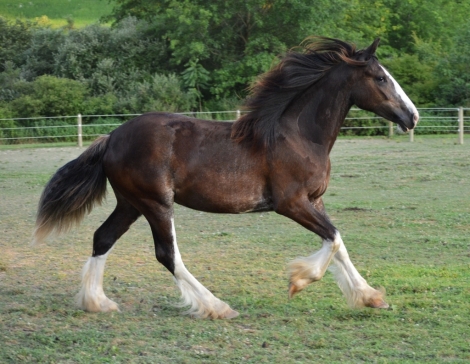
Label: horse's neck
xmin=282 ymin=75 xmax=353 ymax=153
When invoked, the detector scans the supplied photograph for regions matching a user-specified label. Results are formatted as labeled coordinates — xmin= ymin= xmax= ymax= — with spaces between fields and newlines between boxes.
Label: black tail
xmin=33 ymin=135 xmax=110 ymax=244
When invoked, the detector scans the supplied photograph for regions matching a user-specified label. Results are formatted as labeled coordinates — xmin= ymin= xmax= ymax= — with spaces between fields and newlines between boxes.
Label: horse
xmin=33 ymin=37 xmax=419 ymax=319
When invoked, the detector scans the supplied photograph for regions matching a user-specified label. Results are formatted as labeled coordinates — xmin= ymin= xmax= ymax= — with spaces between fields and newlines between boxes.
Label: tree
xmin=0 ymin=17 xmax=35 ymax=72
xmin=106 ymin=0 xmax=352 ymax=99
xmin=181 ymin=59 xmax=210 ymax=111
xmin=433 ymin=24 xmax=470 ymax=106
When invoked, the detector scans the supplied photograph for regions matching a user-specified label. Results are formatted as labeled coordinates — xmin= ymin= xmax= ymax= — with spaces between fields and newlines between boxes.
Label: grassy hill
xmin=0 ymin=0 xmax=114 ymax=27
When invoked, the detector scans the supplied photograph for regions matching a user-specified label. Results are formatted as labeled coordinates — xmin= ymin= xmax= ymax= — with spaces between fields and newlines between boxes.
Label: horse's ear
xmin=363 ymin=38 xmax=380 ymax=59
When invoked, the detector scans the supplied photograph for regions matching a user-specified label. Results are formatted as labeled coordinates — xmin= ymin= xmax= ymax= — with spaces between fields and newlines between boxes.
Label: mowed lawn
xmin=0 ymin=0 xmax=113 ymax=27
xmin=0 ymin=135 xmax=469 ymax=363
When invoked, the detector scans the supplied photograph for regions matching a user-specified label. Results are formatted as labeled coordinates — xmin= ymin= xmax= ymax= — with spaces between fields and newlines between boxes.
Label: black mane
xmin=231 ymin=37 xmax=368 ymax=148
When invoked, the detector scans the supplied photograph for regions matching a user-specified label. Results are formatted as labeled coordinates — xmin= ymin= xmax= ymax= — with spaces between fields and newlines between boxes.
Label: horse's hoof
xmin=366 ymin=298 xmax=389 ymax=309
xmin=363 ymin=287 xmax=389 ymax=309
xmin=288 ymin=282 xmax=302 ymax=299
xmin=101 ymin=299 xmax=120 ymax=312
xmin=221 ymin=309 xmax=239 ymax=319
xmin=369 ymin=300 xmax=390 ymax=308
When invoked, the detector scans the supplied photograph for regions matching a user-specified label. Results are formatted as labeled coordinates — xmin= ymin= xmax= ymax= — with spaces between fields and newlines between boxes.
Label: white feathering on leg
xmin=75 ymin=250 xmax=119 ymax=312
xmin=170 ymin=218 xmax=238 ymax=319
xmin=328 ymin=236 xmax=385 ymax=308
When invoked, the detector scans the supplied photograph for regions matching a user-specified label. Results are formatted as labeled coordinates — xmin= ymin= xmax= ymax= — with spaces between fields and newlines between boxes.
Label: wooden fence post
xmin=458 ymin=107 xmax=464 ymax=145
xmin=388 ymin=121 xmax=394 ymax=137
xmin=236 ymin=109 xmax=241 ymax=120
xmin=77 ymin=113 xmax=83 ymax=147
xmin=409 ymin=128 xmax=414 ymax=142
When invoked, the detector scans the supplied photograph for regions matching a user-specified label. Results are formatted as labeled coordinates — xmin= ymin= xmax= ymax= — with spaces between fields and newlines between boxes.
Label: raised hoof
xmin=288 ymin=282 xmax=302 ymax=299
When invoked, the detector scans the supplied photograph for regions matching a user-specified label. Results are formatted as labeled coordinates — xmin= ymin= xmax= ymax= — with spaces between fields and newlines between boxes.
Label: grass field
xmin=0 ymin=0 xmax=113 ymax=27
xmin=0 ymin=135 xmax=469 ymax=363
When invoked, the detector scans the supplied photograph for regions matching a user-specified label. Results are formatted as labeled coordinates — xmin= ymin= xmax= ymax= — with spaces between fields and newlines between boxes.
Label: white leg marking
xmin=288 ymin=231 xmax=342 ymax=292
xmin=170 ymin=218 xmax=238 ymax=319
xmin=75 ymin=250 xmax=119 ymax=312
xmin=328 ymin=236 xmax=387 ymax=308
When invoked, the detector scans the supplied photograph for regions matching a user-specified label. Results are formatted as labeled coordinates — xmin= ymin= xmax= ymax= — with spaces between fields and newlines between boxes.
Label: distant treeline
xmin=0 ymin=0 xmax=469 ymax=121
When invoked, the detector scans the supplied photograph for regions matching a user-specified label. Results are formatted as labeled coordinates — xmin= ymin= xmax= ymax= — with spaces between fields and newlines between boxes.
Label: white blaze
xmin=380 ymin=65 xmax=419 ymax=121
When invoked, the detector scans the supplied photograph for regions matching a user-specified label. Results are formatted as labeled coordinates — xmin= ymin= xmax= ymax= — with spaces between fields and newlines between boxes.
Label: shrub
xmin=341 ymin=109 xmax=389 ymax=136
xmin=9 ymin=75 xmax=88 ymax=117
xmin=81 ymin=117 xmax=123 ymax=139
xmin=82 ymin=93 xmax=119 ymax=115
xmin=54 ymin=18 xmax=168 ymax=95
xmin=115 ymin=73 xmax=197 ymax=113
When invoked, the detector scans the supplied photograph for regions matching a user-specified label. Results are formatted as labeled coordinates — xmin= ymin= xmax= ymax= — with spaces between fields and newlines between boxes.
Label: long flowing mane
xmin=231 ymin=37 xmax=369 ymax=148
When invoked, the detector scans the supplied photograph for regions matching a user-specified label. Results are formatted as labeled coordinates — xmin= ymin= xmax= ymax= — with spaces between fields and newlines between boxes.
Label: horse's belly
xmin=174 ymin=180 xmax=272 ymax=214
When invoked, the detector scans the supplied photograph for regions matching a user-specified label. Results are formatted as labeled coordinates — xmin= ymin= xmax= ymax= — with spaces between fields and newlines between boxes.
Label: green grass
xmin=0 ymin=136 xmax=469 ymax=363
xmin=0 ymin=0 xmax=114 ymax=27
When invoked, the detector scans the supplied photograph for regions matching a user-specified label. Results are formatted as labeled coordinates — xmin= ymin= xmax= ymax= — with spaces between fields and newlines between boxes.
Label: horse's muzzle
xmin=412 ymin=112 xmax=419 ymax=127
xmin=398 ymin=112 xmax=419 ymax=132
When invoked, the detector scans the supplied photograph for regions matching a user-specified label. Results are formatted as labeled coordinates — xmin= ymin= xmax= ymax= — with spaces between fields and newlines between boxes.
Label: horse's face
xmin=351 ymin=40 xmax=419 ymax=132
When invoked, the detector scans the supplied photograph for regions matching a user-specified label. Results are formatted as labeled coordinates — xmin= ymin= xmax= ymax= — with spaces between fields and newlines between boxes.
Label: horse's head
xmin=350 ymin=39 xmax=419 ymax=132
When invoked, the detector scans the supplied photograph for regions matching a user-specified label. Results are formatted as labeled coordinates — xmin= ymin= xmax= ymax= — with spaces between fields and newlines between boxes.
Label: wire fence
xmin=0 ymin=108 xmax=468 ymax=145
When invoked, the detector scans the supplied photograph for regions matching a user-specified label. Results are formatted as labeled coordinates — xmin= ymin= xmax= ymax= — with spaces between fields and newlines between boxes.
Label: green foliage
xmin=433 ymin=24 xmax=470 ymax=107
xmin=181 ymin=59 xmax=210 ymax=110
xmin=0 ymin=116 xmax=123 ymax=144
xmin=108 ymin=0 xmax=353 ymax=99
xmin=9 ymin=75 xmax=88 ymax=117
xmin=1 ymin=1 xmax=470 ymax=123
xmin=0 ymin=17 xmax=35 ymax=72
xmin=114 ymin=73 xmax=198 ymax=114
xmin=51 ymin=18 xmax=169 ymax=95
xmin=381 ymin=54 xmax=438 ymax=107
xmin=82 ymin=93 xmax=119 ymax=116
xmin=0 ymin=62 xmax=23 ymax=102
xmin=80 ymin=117 xmax=123 ymax=139
xmin=21 ymin=27 xmax=66 ymax=79
xmin=341 ymin=109 xmax=388 ymax=136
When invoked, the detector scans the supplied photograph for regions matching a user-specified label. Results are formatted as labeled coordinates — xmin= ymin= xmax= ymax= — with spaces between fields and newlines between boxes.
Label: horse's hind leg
xmin=76 ymin=194 xmax=141 ymax=312
xmin=141 ymin=203 xmax=239 ymax=319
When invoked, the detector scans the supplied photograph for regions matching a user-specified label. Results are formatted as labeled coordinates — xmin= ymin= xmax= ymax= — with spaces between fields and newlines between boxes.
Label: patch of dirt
xmin=342 ymin=207 xmax=371 ymax=212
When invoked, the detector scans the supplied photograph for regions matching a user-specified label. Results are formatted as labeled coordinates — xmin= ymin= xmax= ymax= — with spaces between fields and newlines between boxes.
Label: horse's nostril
xmin=413 ymin=113 xmax=419 ymax=124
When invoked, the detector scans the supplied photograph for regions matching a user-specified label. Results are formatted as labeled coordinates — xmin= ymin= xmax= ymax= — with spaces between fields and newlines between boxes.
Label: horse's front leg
xmin=277 ymin=196 xmax=388 ymax=308
xmin=275 ymin=196 xmax=340 ymax=297
xmin=329 ymin=242 xmax=388 ymax=308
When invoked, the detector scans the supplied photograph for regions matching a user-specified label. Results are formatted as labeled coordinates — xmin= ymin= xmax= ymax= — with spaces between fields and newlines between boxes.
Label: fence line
xmin=0 ymin=108 xmax=468 ymax=145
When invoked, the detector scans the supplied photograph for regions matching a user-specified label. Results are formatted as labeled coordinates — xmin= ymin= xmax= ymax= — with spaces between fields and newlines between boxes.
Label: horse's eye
xmin=376 ymin=76 xmax=386 ymax=83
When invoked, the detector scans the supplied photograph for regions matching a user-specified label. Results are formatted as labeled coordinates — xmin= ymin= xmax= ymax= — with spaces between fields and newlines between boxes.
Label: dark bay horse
xmin=34 ymin=37 xmax=419 ymax=319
